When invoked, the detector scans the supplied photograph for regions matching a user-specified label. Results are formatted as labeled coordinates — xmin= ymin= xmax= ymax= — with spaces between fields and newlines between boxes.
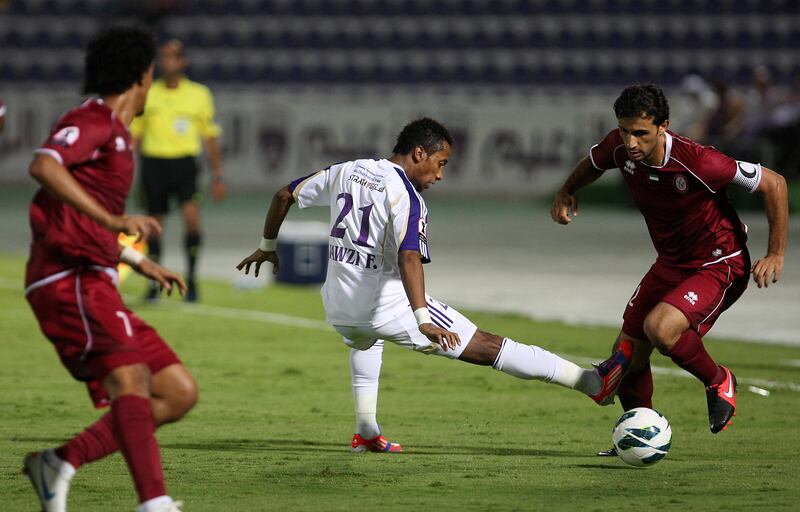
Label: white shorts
xmin=334 ymin=296 xmax=478 ymax=359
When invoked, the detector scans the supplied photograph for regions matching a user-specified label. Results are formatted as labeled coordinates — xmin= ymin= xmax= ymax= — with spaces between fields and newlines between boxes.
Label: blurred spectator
xmin=700 ymin=77 xmax=746 ymax=155
xmin=735 ymin=65 xmax=788 ymax=163
xmin=742 ymin=66 xmax=787 ymax=136
xmin=766 ymin=68 xmax=800 ymax=179
xmin=0 ymin=96 xmax=5 ymax=133
xmin=678 ymin=74 xmax=719 ymax=141
xmin=690 ymin=67 xmax=800 ymax=179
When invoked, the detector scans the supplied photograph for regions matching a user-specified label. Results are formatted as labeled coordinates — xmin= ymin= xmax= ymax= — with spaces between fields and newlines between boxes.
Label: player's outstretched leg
xmin=458 ymin=331 xmax=632 ymax=403
xmin=349 ymin=340 xmax=402 ymax=453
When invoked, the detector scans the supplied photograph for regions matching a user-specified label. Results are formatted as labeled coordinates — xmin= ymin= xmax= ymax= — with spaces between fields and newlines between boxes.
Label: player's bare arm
xmin=751 ymin=166 xmax=788 ymax=288
xmin=398 ymin=249 xmax=460 ymax=351
xmin=29 ymin=153 xmax=162 ymax=241
xmin=236 ymin=184 xmax=294 ymax=276
xmin=204 ymin=137 xmax=225 ymax=201
xmin=551 ymin=156 xmax=605 ymax=224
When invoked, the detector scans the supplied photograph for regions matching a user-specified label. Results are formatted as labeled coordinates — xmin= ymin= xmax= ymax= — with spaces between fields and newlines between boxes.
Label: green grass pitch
xmin=1 ymin=254 xmax=798 ymax=511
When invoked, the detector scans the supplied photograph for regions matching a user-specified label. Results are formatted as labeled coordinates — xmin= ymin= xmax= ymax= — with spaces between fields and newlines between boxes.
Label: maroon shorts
xmin=26 ymin=267 xmax=180 ymax=407
xmin=622 ymin=252 xmax=750 ymax=340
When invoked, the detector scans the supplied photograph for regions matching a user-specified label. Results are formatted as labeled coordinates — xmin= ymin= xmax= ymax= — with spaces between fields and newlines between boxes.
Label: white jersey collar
xmin=644 ymin=132 xmax=673 ymax=169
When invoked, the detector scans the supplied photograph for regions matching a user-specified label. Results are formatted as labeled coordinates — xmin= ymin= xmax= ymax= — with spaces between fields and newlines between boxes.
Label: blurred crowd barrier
xmin=1 ymin=89 xmax=695 ymax=197
xmin=3 ymin=82 xmax=796 ymax=199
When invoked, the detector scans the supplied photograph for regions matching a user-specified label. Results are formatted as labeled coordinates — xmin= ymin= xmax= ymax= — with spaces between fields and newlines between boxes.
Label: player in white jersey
xmin=237 ymin=118 xmax=633 ymax=452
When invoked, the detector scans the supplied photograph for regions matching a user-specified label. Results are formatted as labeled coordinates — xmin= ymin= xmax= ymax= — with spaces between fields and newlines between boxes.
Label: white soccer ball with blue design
xmin=612 ymin=407 xmax=672 ymax=467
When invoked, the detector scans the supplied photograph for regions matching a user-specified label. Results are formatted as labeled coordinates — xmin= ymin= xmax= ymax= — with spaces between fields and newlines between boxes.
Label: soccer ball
xmin=611 ymin=407 xmax=672 ymax=467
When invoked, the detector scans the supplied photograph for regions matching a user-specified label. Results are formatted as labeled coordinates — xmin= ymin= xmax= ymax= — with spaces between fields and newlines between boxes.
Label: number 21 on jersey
xmin=331 ymin=192 xmax=374 ymax=248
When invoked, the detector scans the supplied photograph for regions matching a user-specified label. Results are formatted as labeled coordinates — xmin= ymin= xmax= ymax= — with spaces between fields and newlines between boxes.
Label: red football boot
xmin=351 ymin=434 xmax=403 ymax=453
xmin=591 ymin=339 xmax=634 ymax=406
xmin=706 ymin=366 xmax=736 ymax=433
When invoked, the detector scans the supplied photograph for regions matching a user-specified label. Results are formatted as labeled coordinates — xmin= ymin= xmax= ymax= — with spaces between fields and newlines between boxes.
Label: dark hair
xmin=392 ymin=117 xmax=453 ymax=155
xmin=613 ymin=84 xmax=670 ymax=125
xmin=83 ymin=26 xmax=157 ymax=95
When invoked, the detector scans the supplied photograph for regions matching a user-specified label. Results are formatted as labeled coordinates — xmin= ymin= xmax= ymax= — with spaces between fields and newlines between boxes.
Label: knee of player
xmin=471 ymin=330 xmax=504 ymax=364
xmin=173 ymin=372 xmax=199 ymax=414
xmin=643 ymin=315 xmax=675 ymax=353
xmin=104 ymin=363 xmax=152 ymax=398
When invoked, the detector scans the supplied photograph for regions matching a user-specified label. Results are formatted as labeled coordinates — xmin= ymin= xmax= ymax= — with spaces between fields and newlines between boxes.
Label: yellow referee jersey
xmin=131 ymin=77 xmax=221 ymax=158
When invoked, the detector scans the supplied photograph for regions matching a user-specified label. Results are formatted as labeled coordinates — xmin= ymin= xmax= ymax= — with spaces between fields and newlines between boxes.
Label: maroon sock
xmin=667 ymin=330 xmax=725 ymax=386
xmin=617 ymin=364 xmax=654 ymax=411
xmin=112 ymin=395 xmax=166 ymax=503
xmin=56 ymin=412 xmax=118 ymax=469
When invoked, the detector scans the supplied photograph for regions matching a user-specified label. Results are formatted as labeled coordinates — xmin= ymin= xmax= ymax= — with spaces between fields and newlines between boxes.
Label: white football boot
xmin=138 ymin=496 xmax=184 ymax=512
xmin=23 ymin=449 xmax=75 ymax=512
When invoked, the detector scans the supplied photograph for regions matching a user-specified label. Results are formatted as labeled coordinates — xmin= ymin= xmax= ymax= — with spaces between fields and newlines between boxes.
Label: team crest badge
xmin=624 ymin=160 xmax=636 ymax=174
xmin=673 ymin=174 xmax=688 ymax=193
xmin=52 ymin=126 xmax=80 ymax=148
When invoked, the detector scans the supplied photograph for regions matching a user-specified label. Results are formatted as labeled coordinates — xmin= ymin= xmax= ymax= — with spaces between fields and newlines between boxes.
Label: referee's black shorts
xmin=139 ymin=155 xmax=200 ymax=215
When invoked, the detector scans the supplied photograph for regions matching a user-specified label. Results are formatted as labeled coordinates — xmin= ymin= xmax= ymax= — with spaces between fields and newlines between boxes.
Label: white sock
xmin=492 ymin=338 xmax=601 ymax=395
xmin=350 ymin=340 xmax=384 ymax=439
xmin=138 ymin=496 xmax=172 ymax=512
xmin=47 ymin=449 xmax=76 ymax=479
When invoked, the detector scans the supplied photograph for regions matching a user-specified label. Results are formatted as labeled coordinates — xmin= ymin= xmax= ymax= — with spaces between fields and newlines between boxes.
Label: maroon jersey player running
xmin=23 ymin=27 xmax=196 ymax=512
xmin=551 ymin=84 xmax=788 ymax=448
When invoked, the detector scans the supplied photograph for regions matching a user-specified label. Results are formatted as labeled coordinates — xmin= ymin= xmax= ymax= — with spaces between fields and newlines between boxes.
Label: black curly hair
xmin=613 ymin=84 xmax=670 ymax=125
xmin=83 ymin=26 xmax=156 ymax=96
xmin=392 ymin=118 xmax=453 ymax=156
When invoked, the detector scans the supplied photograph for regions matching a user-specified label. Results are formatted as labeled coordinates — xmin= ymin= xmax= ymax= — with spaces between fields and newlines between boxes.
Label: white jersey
xmin=289 ymin=158 xmax=430 ymax=327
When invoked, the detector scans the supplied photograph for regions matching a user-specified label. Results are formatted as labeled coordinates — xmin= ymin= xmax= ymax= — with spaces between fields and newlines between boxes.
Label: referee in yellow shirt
xmin=132 ymin=40 xmax=224 ymax=302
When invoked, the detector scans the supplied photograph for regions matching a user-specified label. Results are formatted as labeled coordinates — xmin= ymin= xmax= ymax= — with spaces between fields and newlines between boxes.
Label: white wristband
xmin=259 ymin=237 xmax=277 ymax=252
xmin=413 ymin=307 xmax=432 ymax=326
xmin=120 ymin=246 xmax=145 ymax=266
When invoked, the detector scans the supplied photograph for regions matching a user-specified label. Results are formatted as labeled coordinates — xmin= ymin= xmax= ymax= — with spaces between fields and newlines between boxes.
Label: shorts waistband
xmin=25 ymin=266 xmax=119 ymax=296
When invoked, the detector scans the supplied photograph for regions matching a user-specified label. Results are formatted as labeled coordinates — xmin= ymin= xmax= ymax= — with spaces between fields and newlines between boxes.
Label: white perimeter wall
xmin=0 ymin=88 xmax=694 ymax=197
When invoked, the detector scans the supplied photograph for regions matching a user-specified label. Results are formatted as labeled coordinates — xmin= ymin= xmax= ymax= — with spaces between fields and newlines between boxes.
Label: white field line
xmin=166 ymin=302 xmax=331 ymax=331
xmin=2 ymin=278 xmax=798 ymax=393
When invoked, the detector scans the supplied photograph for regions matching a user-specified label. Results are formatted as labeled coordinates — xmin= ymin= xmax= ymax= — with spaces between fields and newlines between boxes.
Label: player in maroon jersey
xmin=551 ymin=84 xmax=788 ymax=446
xmin=22 ymin=27 xmax=196 ymax=512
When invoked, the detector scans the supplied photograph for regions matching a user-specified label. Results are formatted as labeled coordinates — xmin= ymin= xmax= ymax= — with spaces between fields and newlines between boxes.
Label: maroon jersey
xmin=589 ymin=130 xmax=761 ymax=267
xmin=26 ymin=99 xmax=134 ymax=286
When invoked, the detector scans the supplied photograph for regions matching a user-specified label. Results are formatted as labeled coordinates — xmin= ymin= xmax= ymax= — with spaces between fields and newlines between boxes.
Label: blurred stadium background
xmin=0 ymin=0 xmax=797 ymax=343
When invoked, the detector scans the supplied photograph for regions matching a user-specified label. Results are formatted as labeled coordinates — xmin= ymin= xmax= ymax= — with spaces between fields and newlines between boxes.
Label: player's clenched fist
xmin=419 ymin=323 xmax=461 ymax=351
xmin=236 ymin=249 xmax=280 ymax=277
xmin=551 ymin=188 xmax=578 ymax=224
